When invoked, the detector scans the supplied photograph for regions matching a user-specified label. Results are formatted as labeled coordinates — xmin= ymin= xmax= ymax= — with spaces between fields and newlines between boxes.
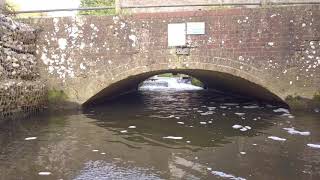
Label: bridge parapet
xmin=26 ymin=5 xmax=320 ymax=107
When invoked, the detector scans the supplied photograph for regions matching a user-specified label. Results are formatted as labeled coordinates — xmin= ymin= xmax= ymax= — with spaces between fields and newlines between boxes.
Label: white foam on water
xmin=163 ymin=136 xmax=183 ymax=140
xmin=120 ymin=130 xmax=128 ymax=133
xmin=38 ymin=172 xmax=51 ymax=176
xmin=200 ymin=122 xmax=207 ymax=125
xmin=208 ymin=107 xmax=216 ymax=110
xmin=244 ymin=126 xmax=251 ymax=130
xmin=139 ymin=77 xmax=203 ymax=91
xmin=200 ymin=111 xmax=214 ymax=115
xmin=240 ymin=152 xmax=246 ymax=155
xmin=283 ymin=128 xmax=310 ymax=136
xmin=186 ymin=141 xmax=191 ymax=143
xmin=25 ymin=137 xmax=37 ymax=141
xmin=177 ymin=122 xmax=185 ymax=125
xmin=220 ymin=106 xmax=227 ymax=109
xmin=243 ymin=105 xmax=260 ymax=109
xmin=307 ymin=143 xmax=320 ymax=149
xmin=92 ymin=149 xmax=99 ymax=152
xmin=273 ymin=108 xmax=290 ymax=114
xmin=211 ymin=171 xmax=246 ymax=180
xmin=232 ymin=125 xmax=243 ymax=129
xmin=235 ymin=113 xmax=245 ymax=116
xmin=240 ymin=128 xmax=248 ymax=132
xmin=100 ymin=153 xmax=106 ymax=155
xmin=223 ymin=103 xmax=239 ymax=106
xmin=268 ymin=136 xmax=286 ymax=141
xmin=128 ymin=126 xmax=136 ymax=129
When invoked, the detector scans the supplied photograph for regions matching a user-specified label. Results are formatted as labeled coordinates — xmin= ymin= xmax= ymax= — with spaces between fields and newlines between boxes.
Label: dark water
xmin=0 ymin=90 xmax=320 ymax=180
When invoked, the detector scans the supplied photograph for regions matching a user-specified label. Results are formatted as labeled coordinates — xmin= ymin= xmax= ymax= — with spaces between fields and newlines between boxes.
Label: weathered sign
xmin=168 ymin=23 xmax=186 ymax=47
xmin=187 ymin=22 xmax=205 ymax=35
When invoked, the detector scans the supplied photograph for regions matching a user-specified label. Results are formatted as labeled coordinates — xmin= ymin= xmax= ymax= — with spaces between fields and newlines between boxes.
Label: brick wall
xmin=30 ymin=5 xmax=320 ymax=106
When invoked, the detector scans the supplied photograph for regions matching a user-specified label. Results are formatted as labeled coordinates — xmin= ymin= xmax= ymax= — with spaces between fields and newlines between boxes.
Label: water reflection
xmin=84 ymin=91 xmax=277 ymax=149
xmin=0 ymin=90 xmax=319 ymax=180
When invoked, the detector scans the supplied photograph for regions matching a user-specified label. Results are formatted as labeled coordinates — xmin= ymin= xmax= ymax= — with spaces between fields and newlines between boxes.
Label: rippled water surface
xmin=0 ymin=90 xmax=320 ymax=180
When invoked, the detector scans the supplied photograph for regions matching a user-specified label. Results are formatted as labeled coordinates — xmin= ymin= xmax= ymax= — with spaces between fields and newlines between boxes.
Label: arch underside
xmin=83 ymin=69 xmax=285 ymax=107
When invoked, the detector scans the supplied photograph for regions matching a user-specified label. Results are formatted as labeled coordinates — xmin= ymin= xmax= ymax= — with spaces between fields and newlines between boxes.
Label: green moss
xmin=48 ymin=89 xmax=68 ymax=103
xmin=313 ymin=91 xmax=320 ymax=102
xmin=157 ymin=73 xmax=179 ymax=77
xmin=285 ymin=95 xmax=306 ymax=109
xmin=191 ymin=78 xmax=204 ymax=87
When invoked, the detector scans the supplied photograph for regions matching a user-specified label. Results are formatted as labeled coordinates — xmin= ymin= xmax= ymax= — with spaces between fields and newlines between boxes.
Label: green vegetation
xmin=191 ymin=78 xmax=204 ymax=87
xmin=2 ymin=0 xmax=17 ymax=14
xmin=157 ymin=73 xmax=179 ymax=77
xmin=313 ymin=91 xmax=320 ymax=102
xmin=48 ymin=89 xmax=68 ymax=103
xmin=79 ymin=0 xmax=116 ymax=16
xmin=3 ymin=0 xmax=45 ymax=17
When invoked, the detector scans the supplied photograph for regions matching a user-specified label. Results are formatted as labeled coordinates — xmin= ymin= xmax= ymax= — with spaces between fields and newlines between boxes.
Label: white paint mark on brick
xmin=58 ymin=38 xmax=67 ymax=50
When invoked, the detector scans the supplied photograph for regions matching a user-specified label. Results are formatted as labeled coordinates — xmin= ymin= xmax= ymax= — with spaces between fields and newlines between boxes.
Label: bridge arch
xmin=82 ymin=58 xmax=284 ymax=106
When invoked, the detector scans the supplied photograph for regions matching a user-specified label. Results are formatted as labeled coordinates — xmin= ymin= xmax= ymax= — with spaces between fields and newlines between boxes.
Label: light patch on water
xmin=120 ymin=130 xmax=128 ymax=133
xmin=243 ymin=105 xmax=260 ymax=109
xmin=92 ymin=150 xmax=99 ymax=152
xmin=200 ymin=122 xmax=207 ymax=125
xmin=240 ymin=128 xmax=248 ymax=132
xmin=240 ymin=152 xmax=246 ymax=155
xmin=74 ymin=160 xmax=161 ymax=180
xmin=177 ymin=122 xmax=184 ymax=125
xmin=268 ymin=136 xmax=286 ymax=141
xmin=235 ymin=113 xmax=245 ymax=116
xmin=232 ymin=125 xmax=243 ymax=129
xmin=38 ymin=172 xmax=51 ymax=176
xmin=273 ymin=108 xmax=290 ymax=114
xmin=211 ymin=170 xmax=247 ymax=180
xmin=163 ymin=136 xmax=183 ymax=140
xmin=282 ymin=113 xmax=295 ymax=118
xmin=208 ymin=107 xmax=216 ymax=110
xmin=25 ymin=137 xmax=37 ymax=140
xmin=223 ymin=103 xmax=239 ymax=106
xmin=307 ymin=144 xmax=320 ymax=149
xmin=128 ymin=126 xmax=136 ymax=129
xmin=200 ymin=111 xmax=214 ymax=115
xmin=283 ymin=128 xmax=310 ymax=136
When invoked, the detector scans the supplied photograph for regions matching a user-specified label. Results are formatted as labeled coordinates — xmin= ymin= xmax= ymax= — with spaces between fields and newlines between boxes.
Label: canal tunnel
xmin=83 ymin=69 xmax=286 ymax=107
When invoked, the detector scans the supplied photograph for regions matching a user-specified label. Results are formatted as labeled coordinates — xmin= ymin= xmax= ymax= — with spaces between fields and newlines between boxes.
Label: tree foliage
xmin=79 ymin=0 xmax=115 ymax=15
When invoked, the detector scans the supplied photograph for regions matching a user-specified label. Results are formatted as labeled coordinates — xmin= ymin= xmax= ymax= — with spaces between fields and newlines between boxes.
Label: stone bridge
xmin=28 ymin=5 xmax=320 ymax=107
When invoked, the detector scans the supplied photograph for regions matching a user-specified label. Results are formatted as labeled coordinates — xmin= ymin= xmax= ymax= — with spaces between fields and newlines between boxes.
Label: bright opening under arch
xmin=83 ymin=69 xmax=286 ymax=107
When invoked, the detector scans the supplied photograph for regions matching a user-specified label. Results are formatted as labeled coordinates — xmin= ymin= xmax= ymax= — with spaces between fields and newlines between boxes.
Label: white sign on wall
xmin=168 ymin=23 xmax=186 ymax=47
xmin=187 ymin=22 xmax=205 ymax=35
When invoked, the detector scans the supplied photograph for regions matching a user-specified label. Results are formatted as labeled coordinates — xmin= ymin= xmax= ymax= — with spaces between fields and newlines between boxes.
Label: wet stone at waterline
xmin=0 ymin=90 xmax=319 ymax=180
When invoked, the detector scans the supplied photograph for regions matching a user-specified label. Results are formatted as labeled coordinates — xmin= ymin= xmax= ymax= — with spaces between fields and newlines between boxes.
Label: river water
xmin=0 ymin=87 xmax=320 ymax=179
